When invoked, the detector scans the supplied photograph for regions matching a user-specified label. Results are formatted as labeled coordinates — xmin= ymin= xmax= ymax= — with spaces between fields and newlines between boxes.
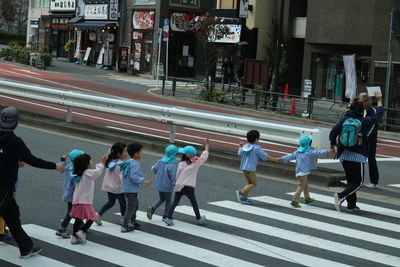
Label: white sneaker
xmin=70 ymin=236 xmax=81 ymax=245
xmin=366 ymin=183 xmax=378 ymax=188
xmin=95 ymin=213 xmax=102 ymax=225
xmin=75 ymin=230 xmax=86 ymax=244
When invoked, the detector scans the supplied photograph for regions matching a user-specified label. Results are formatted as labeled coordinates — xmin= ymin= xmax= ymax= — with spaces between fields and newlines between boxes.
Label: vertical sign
xmin=239 ymin=0 xmax=249 ymax=18
xmin=343 ymin=54 xmax=357 ymax=101
xmin=109 ymin=0 xmax=118 ymax=20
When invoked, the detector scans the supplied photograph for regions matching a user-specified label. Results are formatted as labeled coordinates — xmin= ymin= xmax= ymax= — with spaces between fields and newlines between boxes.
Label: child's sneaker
xmin=146 ymin=206 xmax=154 ymax=220
xmin=235 ymin=190 xmax=244 ymax=203
xmin=305 ymin=197 xmax=315 ymax=204
xmin=120 ymin=225 xmax=135 ymax=233
xmin=55 ymin=229 xmax=71 ymax=239
xmin=75 ymin=230 xmax=86 ymax=244
xmin=290 ymin=201 xmax=301 ymax=208
xmin=0 ymin=232 xmax=12 ymax=241
xmin=197 ymin=215 xmax=207 ymax=225
xmin=165 ymin=218 xmax=174 ymax=226
xmin=95 ymin=213 xmax=102 ymax=226
xmin=130 ymin=221 xmax=141 ymax=230
xmin=20 ymin=246 xmax=43 ymax=259
xmin=242 ymin=198 xmax=253 ymax=205
xmin=70 ymin=236 xmax=81 ymax=245
xmin=119 ymin=216 xmax=125 ymax=226
xmin=162 ymin=216 xmax=167 ymax=221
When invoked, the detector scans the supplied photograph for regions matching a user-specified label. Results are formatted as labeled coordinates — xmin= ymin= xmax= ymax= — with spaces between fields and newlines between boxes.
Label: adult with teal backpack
xmin=329 ymin=91 xmax=383 ymax=212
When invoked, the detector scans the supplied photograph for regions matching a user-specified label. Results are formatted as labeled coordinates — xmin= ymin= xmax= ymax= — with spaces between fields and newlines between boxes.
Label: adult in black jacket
xmin=0 ymin=107 xmax=65 ymax=258
xmin=358 ymin=92 xmax=380 ymax=188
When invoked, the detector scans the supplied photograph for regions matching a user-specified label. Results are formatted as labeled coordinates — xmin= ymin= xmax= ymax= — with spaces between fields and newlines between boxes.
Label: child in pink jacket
xmin=69 ymin=153 xmax=107 ymax=245
xmin=165 ymin=139 xmax=209 ymax=226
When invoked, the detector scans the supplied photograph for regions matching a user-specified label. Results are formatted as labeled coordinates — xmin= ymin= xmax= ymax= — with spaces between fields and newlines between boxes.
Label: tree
xmin=0 ymin=0 xmax=28 ymax=34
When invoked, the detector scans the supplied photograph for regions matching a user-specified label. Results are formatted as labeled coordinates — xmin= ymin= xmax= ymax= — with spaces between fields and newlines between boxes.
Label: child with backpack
xmin=329 ymin=91 xmax=383 ymax=212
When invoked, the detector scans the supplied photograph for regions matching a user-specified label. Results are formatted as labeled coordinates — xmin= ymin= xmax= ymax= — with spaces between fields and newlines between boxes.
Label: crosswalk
xmin=1 ymin=192 xmax=399 ymax=267
xmin=101 ymin=75 xmax=191 ymax=89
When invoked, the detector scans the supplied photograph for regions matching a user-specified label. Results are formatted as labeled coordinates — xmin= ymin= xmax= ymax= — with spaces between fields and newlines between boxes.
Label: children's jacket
xmin=101 ymin=159 xmax=124 ymax=194
xmin=281 ymin=149 xmax=328 ymax=176
xmin=121 ymin=159 xmax=145 ymax=193
xmin=174 ymin=151 xmax=208 ymax=192
xmin=238 ymin=144 xmax=269 ymax=172
xmin=152 ymin=160 xmax=176 ymax=192
xmin=62 ymin=163 xmax=77 ymax=203
xmin=72 ymin=163 xmax=104 ymax=205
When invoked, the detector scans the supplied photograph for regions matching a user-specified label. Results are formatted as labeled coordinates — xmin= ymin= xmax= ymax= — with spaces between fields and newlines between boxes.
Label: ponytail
xmin=105 ymin=142 xmax=127 ymax=167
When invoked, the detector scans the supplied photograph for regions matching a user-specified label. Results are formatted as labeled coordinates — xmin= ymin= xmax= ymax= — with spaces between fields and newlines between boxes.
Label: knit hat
xmin=297 ymin=136 xmax=312 ymax=153
xmin=161 ymin=144 xmax=179 ymax=163
xmin=0 ymin=107 xmax=19 ymax=131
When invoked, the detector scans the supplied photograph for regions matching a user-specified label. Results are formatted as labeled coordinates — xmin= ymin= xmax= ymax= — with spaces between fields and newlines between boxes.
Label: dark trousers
xmin=0 ymin=191 xmax=33 ymax=254
xmin=368 ymin=142 xmax=379 ymax=184
xmin=167 ymin=186 xmax=201 ymax=220
xmin=338 ymin=161 xmax=365 ymax=209
xmin=98 ymin=192 xmax=126 ymax=217
xmin=60 ymin=202 xmax=72 ymax=229
xmin=124 ymin=193 xmax=138 ymax=227
xmin=73 ymin=218 xmax=93 ymax=235
xmin=151 ymin=191 xmax=172 ymax=217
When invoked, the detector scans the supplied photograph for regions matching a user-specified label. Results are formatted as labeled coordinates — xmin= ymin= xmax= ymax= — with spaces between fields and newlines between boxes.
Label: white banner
xmin=85 ymin=4 xmax=108 ymax=20
xmin=343 ymin=54 xmax=357 ymax=100
xmin=50 ymin=0 xmax=76 ymax=11
xmin=74 ymin=30 xmax=81 ymax=59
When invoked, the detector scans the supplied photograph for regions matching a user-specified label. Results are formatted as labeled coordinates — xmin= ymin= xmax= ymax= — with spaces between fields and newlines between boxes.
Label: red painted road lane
xmin=2 ymin=94 xmax=400 ymax=159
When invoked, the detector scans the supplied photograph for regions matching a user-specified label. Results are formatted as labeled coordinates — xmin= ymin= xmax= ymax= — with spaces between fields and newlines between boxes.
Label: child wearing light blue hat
xmin=273 ymin=136 xmax=328 ymax=208
xmin=147 ymin=144 xmax=179 ymax=221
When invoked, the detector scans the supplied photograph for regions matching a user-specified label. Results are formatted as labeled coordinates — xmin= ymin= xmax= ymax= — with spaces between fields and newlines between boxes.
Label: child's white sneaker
xmin=70 ymin=236 xmax=81 ymax=245
xmin=165 ymin=218 xmax=174 ymax=226
xmin=95 ymin=213 xmax=102 ymax=226
xmin=75 ymin=230 xmax=86 ymax=244
xmin=197 ymin=215 xmax=206 ymax=225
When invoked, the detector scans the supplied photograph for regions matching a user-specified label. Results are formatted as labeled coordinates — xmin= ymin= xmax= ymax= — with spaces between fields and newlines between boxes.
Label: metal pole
xmin=66 ymin=106 xmax=73 ymax=122
xmin=384 ymin=10 xmax=394 ymax=130
xmin=156 ymin=29 xmax=162 ymax=91
xmin=166 ymin=39 xmax=169 ymax=81
xmin=169 ymin=123 xmax=176 ymax=143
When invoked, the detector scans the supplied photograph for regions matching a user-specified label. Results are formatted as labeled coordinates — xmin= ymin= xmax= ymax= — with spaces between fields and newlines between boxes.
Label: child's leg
xmin=163 ymin=192 xmax=172 ymax=217
xmin=130 ymin=193 xmax=139 ymax=223
xmin=116 ymin=193 xmax=126 ymax=217
xmin=151 ymin=191 xmax=166 ymax=212
xmin=166 ymin=191 xmax=184 ymax=219
xmin=73 ymin=218 xmax=83 ymax=235
xmin=0 ymin=217 xmax=5 ymax=235
xmin=182 ymin=187 xmax=201 ymax=220
xmin=293 ymin=176 xmax=307 ymax=202
xmin=60 ymin=202 xmax=73 ymax=230
xmin=241 ymin=171 xmax=257 ymax=199
xmin=123 ymin=193 xmax=135 ymax=227
xmin=81 ymin=220 xmax=94 ymax=233
xmin=303 ymin=176 xmax=310 ymax=199
xmin=98 ymin=192 xmax=117 ymax=216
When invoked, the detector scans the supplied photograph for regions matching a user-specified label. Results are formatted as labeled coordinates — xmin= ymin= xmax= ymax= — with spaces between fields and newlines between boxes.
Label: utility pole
xmin=384 ymin=9 xmax=394 ymax=130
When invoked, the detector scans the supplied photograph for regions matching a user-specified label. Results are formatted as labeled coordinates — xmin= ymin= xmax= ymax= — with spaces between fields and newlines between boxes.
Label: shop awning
xmin=74 ymin=21 xmax=118 ymax=30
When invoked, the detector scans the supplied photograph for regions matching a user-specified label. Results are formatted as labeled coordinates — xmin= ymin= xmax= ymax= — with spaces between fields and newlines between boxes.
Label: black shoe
xmin=120 ymin=225 xmax=135 ymax=233
xmin=131 ymin=222 xmax=141 ymax=230
xmin=20 ymin=246 xmax=43 ymax=259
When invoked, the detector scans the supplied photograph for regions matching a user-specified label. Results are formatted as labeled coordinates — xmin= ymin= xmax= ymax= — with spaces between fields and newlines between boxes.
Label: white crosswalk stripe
xmin=1 ymin=192 xmax=399 ymax=266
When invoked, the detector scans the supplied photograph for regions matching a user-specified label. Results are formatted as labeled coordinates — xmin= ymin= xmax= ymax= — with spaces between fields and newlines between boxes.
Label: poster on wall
xmin=109 ymin=0 xmax=119 ymax=20
xmin=170 ymin=13 xmax=201 ymax=32
xmin=50 ymin=0 xmax=76 ymax=12
xmin=85 ymin=4 xmax=108 ymax=20
xmin=211 ymin=24 xmax=242 ymax=43
xmin=132 ymin=32 xmax=144 ymax=40
xmin=132 ymin=11 xmax=155 ymax=30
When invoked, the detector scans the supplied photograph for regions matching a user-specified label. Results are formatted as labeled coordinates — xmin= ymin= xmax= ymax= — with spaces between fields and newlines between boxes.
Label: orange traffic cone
xmin=283 ymin=83 xmax=289 ymax=100
xmin=289 ymin=98 xmax=296 ymax=115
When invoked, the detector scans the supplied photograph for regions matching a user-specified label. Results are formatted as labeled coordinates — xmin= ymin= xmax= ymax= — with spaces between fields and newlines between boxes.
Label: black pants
xmin=338 ymin=161 xmax=365 ymax=209
xmin=98 ymin=192 xmax=126 ymax=217
xmin=368 ymin=142 xmax=379 ymax=185
xmin=73 ymin=218 xmax=93 ymax=235
xmin=167 ymin=186 xmax=201 ymax=220
xmin=0 ymin=191 xmax=33 ymax=254
xmin=60 ymin=202 xmax=72 ymax=229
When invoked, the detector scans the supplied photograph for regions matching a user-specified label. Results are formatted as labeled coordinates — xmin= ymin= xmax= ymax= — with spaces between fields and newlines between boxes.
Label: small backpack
xmin=339 ymin=118 xmax=362 ymax=149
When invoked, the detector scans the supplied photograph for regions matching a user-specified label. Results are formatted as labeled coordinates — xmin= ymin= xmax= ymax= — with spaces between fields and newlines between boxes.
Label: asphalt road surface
xmin=1 ymin=125 xmax=399 ymax=267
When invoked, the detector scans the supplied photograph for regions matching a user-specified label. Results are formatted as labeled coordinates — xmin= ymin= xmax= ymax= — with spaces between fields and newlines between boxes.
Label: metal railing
xmin=0 ymin=79 xmax=331 ymax=149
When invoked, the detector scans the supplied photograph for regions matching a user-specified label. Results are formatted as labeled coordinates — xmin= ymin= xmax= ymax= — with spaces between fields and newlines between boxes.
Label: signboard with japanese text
xmin=170 ymin=13 xmax=201 ymax=32
xmin=50 ymin=0 xmax=76 ymax=12
xmin=132 ymin=11 xmax=155 ymax=30
xmin=85 ymin=4 xmax=108 ymax=20
xmin=211 ymin=24 xmax=242 ymax=43
xmin=109 ymin=0 xmax=119 ymax=20
xmin=132 ymin=32 xmax=144 ymax=40
xmin=239 ymin=0 xmax=249 ymax=18
xmin=119 ymin=47 xmax=129 ymax=70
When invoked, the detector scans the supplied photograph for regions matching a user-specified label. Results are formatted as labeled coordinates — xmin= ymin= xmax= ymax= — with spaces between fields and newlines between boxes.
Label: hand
xmin=329 ymin=145 xmax=336 ymax=153
xmin=239 ymin=142 xmax=244 ymax=147
xmin=374 ymin=91 xmax=382 ymax=99
xmin=62 ymin=153 xmax=69 ymax=159
xmin=56 ymin=163 xmax=65 ymax=173
xmin=143 ymin=180 xmax=151 ymax=185
xmin=18 ymin=161 xmax=26 ymax=168
xmin=205 ymin=138 xmax=210 ymax=146
xmin=101 ymin=154 xmax=109 ymax=164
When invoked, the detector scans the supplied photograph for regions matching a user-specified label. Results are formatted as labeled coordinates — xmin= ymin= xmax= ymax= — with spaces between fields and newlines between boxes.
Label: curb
xmin=16 ymin=110 xmax=345 ymax=187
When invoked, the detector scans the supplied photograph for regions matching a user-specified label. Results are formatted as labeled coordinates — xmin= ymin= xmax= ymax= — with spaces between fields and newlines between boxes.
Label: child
xmin=70 ymin=153 xmax=107 ymax=244
xmin=55 ymin=149 xmax=84 ymax=239
xmin=273 ymin=136 xmax=328 ymax=208
xmin=147 ymin=144 xmax=178 ymax=221
xmin=0 ymin=217 xmax=12 ymax=241
xmin=119 ymin=143 xmax=151 ymax=233
xmin=236 ymin=130 xmax=269 ymax=204
xmin=95 ymin=143 xmax=128 ymax=226
xmin=165 ymin=139 xmax=209 ymax=226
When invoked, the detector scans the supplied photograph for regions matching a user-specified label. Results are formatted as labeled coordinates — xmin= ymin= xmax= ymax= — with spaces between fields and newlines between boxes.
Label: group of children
xmin=53 ymin=129 xmax=328 ymax=245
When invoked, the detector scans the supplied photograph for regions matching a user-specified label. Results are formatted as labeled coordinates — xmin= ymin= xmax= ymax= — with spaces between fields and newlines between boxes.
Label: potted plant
xmin=64 ymin=40 xmax=76 ymax=62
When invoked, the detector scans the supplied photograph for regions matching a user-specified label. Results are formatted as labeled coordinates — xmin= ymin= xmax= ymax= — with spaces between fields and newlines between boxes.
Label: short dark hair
xmin=73 ymin=154 xmax=91 ymax=177
xmin=127 ymin=143 xmax=143 ymax=157
xmin=350 ymin=101 xmax=364 ymax=114
xmin=246 ymin=130 xmax=260 ymax=143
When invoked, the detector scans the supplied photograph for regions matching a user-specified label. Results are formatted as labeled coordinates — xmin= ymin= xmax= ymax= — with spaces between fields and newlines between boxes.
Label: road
xmin=0 ymin=126 xmax=399 ymax=267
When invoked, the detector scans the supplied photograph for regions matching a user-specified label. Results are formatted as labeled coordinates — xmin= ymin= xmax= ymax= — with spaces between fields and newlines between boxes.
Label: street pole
xmin=166 ymin=39 xmax=169 ymax=81
xmin=384 ymin=9 xmax=394 ymax=130
xmin=156 ymin=29 xmax=162 ymax=91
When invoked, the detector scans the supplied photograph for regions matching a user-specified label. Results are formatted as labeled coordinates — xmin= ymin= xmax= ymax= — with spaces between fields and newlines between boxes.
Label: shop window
xmin=32 ymin=0 xmax=50 ymax=8
xmin=133 ymin=0 xmax=156 ymax=4
xmin=170 ymin=0 xmax=200 ymax=8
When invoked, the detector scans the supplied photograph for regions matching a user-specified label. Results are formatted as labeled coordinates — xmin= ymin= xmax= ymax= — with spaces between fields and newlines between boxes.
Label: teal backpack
xmin=339 ymin=118 xmax=362 ymax=149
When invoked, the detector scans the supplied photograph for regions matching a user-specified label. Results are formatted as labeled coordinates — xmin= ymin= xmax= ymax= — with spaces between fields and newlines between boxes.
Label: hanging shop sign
xmin=119 ymin=47 xmax=129 ymax=70
xmin=170 ymin=13 xmax=201 ymax=32
xmin=210 ymin=24 xmax=242 ymax=43
xmin=85 ymin=4 xmax=108 ymax=20
xmin=50 ymin=0 xmax=76 ymax=12
xmin=132 ymin=11 xmax=155 ymax=30
xmin=109 ymin=0 xmax=119 ymax=20
xmin=132 ymin=32 xmax=144 ymax=40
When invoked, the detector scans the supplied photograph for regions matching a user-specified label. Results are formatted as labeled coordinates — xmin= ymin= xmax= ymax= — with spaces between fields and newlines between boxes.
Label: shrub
xmin=0 ymin=45 xmax=52 ymax=67
xmin=199 ymin=89 xmax=226 ymax=103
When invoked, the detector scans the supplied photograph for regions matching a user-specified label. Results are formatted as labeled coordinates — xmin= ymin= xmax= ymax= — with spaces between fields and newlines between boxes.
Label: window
xmin=32 ymin=0 xmax=50 ymax=7
xmin=133 ymin=0 xmax=156 ymax=4
xmin=170 ymin=0 xmax=200 ymax=8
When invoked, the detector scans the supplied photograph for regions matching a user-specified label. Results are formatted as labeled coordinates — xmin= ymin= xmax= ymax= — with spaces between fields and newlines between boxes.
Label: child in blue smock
xmin=147 ymin=144 xmax=178 ymax=221
xmin=274 ymin=136 xmax=328 ymax=208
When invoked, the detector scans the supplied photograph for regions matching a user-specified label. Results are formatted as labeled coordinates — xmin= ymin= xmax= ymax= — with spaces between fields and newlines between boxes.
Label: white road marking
xmin=13 ymin=68 xmax=41 ymax=75
xmin=388 ymin=184 xmax=400 ymax=188
xmin=175 ymin=206 xmax=400 ymax=266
